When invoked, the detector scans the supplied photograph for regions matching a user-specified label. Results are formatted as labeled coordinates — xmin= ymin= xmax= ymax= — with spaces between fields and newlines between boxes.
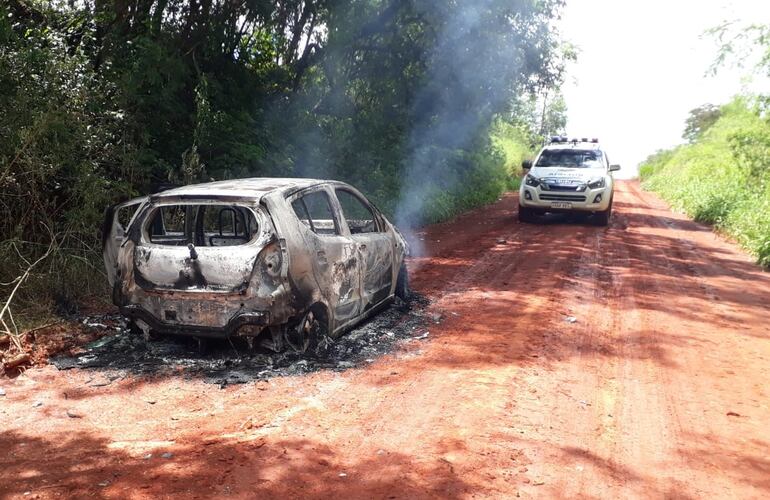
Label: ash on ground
xmin=51 ymin=295 xmax=431 ymax=386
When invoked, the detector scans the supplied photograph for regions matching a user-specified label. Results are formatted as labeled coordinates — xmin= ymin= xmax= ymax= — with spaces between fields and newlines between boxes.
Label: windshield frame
xmin=534 ymin=148 xmax=607 ymax=169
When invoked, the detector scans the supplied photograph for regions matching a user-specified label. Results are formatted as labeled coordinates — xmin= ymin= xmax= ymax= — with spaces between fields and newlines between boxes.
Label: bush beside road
xmin=640 ymin=97 xmax=770 ymax=267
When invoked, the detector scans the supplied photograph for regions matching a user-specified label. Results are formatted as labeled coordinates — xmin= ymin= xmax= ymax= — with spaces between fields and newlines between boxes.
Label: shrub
xmin=640 ymin=97 xmax=770 ymax=266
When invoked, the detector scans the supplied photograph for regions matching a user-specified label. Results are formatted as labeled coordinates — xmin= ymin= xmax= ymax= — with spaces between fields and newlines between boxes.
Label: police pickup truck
xmin=518 ymin=137 xmax=620 ymax=226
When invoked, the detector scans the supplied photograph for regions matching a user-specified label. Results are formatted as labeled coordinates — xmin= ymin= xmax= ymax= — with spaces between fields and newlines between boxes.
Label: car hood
xmin=529 ymin=166 xmax=607 ymax=183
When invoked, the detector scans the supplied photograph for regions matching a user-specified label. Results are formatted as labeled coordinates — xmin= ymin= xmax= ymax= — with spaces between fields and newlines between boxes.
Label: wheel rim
xmin=285 ymin=310 xmax=320 ymax=353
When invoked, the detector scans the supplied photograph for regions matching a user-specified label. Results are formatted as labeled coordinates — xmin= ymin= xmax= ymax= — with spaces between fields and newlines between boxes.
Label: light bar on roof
xmin=550 ymin=136 xmax=600 ymax=144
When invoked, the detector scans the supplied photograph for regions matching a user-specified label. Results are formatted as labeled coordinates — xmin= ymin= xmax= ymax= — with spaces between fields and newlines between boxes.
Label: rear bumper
xmin=120 ymin=305 xmax=270 ymax=338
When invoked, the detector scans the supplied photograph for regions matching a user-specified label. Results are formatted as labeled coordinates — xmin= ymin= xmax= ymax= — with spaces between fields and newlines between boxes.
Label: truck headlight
xmin=587 ymin=177 xmax=606 ymax=189
xmin=525 ymin=174 xmax=550 ymax=190
xmin=525 ymin=174 xmax=541 ymax=187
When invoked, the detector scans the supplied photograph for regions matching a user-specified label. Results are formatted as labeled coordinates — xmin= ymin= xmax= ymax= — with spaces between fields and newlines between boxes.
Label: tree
xmin=0 ymin=0 xmax=570 ymax=315
xmin=683 ymin=104 xmax=722 ymax=143
xmin=708 ymin=21 xmax=770 ymax=77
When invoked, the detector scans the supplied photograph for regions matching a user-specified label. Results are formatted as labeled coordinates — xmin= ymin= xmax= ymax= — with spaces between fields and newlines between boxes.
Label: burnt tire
xmin=518 ymin=205 xmax=535 ymax=223
xmin=395 ymin=262 xmax=410 ymax=301
xmin=593 ymin=198 xmax=613 ymax=226
xmin=127 ymin=319 xmax=143 ymax=336
xmin=127 ymin=319 xmax=160 ymax=343
xmin=285 ymin=307 xmax=328 ymax=354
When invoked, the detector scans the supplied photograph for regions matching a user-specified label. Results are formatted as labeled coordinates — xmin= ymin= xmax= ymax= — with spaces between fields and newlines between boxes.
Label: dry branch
xmin=3 ymin=352 xmax=30 ymax=370
xmin=0 ymin=225 xmax=57 ymax=352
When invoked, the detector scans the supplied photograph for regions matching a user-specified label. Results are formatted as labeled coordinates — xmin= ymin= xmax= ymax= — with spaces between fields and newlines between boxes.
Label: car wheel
xmin=518 ymin=205 xmax=535 ymax=223
xmin=128 ymin=319 xmax=159 ymax=343
xmin=593 ymin=198 xmax=613 ymax=226
xmin=285 ymin=308 xmax=327 ymax=354
xmin=127 ymin=319 xmax=143 ymax=336
xmin=395 ymin=262 xmax=410 ymax=301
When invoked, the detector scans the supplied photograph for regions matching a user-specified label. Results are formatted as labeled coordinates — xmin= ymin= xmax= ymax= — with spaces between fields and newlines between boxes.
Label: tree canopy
xmin=0 ymin=0 xmax=568 ymax=312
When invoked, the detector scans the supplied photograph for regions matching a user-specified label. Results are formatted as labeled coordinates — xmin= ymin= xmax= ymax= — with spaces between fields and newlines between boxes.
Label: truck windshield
xmin=536 ymin=149 xmax=604 ymax=168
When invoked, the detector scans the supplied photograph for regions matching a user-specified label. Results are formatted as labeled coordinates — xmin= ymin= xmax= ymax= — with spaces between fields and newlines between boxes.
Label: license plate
xmin=550 ymin=202 xmax=572 ymax=209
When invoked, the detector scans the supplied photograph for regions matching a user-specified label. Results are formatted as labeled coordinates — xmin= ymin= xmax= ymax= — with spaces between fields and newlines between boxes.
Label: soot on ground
xmin=51 ymin=295 xmax=430 ymax=386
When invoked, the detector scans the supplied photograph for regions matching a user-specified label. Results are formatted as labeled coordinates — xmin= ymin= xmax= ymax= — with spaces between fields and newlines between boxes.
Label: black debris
xmin=51 ymin=294 xmax=430 ymax=387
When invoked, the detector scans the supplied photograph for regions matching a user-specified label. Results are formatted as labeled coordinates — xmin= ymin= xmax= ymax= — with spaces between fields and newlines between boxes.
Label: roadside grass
xmin=639 ymin=97 xmax=770 ymax=267
xmin=417 ymin=121 xmax=531 ymax=224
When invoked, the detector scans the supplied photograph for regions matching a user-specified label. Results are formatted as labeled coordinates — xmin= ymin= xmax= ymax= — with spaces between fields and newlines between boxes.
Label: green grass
xmin=639 ymin=97 xmax=770 ymax=267
xmin=492 ymin=119 xmax=532 ymax=184
xmin=416 ymin=120 xmax=532 ymax=224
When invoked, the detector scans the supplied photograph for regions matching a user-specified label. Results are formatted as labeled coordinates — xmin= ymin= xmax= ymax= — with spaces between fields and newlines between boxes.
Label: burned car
xmin=102 ymin=178 xmax=410 ymax=352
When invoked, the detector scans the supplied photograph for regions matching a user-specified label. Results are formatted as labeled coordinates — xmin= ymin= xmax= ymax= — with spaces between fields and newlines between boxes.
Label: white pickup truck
xmin=518 ymin=137 xmax=620 ymax=226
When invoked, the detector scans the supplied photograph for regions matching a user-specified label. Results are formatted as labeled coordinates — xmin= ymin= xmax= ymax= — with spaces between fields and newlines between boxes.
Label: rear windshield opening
xmin=145 ymin=204 xmax=258 ymax=247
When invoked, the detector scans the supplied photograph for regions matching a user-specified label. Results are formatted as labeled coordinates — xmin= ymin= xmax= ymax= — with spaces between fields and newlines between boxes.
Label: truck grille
xmin=539 ymin=194 xmax=587 ymax=202
xmin=546 ymin=184 xmax=584 ymax=191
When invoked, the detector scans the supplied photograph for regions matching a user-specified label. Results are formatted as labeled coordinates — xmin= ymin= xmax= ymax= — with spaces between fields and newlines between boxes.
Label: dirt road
xmin=2 ymin=180 xmax=769 ymax=499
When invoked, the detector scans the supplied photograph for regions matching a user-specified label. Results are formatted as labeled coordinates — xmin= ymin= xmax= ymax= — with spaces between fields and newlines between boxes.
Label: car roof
xmin=151 ymin=177 xmax=328 ymax=200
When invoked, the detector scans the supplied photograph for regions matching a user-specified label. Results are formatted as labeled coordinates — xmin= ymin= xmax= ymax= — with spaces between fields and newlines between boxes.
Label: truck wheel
xmin=395 ymin=262 xmax=410 ymax=301
xmin=518 ymin=205 xmax=534 ymax=223
xmin=593 ymin=199 xmax=613 ymax=226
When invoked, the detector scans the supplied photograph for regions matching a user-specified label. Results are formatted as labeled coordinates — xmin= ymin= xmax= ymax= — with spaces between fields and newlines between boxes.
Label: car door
xmin=102 ymin=196 xmax=148 ymax=288
xmin=289 ymin=188 xmax=362 ymax=325
xmin=333 ymin=188 xmax=394 ymax=312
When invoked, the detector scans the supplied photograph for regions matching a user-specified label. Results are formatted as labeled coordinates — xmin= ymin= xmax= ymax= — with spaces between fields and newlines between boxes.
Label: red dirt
xmin=2 ymin=180 xmax=769 ymax=499
xmin=2 ymin=322 xmax=113 ymax=371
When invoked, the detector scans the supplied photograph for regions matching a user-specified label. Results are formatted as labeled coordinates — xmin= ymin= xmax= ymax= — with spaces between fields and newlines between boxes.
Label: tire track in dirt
xmin=264 ymin=205 xmax=581 ymax=496
xmin=614 ymin=182 xmax=770 ymax=497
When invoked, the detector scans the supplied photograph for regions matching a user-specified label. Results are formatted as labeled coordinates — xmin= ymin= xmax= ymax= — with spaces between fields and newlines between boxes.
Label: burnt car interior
xmin=335 ymin=189 xmax=380 ymax=234
xmin=291 ymin=191 xmax=339 ymax=235
xmin=146 ymin=204 xmax=258 ymax=247
xmin=290 ymin=188 xmax=382 ymax=235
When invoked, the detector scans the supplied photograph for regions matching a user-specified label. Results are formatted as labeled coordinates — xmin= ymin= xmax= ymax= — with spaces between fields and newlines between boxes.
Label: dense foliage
xmin=640 ymin=22 xmax=770 ymax=268
xmin=639 ymin=97 xmax=770 ymax=267
xmin=0 ymin=0 xmax=567 ymax=316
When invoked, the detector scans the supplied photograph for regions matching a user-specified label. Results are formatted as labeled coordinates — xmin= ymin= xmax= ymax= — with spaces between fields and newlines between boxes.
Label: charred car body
xmin=102 ymin=178 xmax=410 ymax=352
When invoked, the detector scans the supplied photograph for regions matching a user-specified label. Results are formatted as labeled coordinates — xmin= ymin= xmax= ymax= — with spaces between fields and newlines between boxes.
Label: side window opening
xmin=116 ymin=205 xmax=140 ymax=233
xmin=292 ymin=198 xmax=314 ymax=231
xmin=335 ymin=189 xmax=380 ymax=234
xmin=291 ymin=191 xmax=339 ymax=236
xmin=147 ymin=204 xmax=258 ymax=247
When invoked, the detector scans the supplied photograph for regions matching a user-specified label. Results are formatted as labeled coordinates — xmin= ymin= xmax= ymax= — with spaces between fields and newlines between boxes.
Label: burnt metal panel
xmin=105 ymin=178 xmax=409 ymax=343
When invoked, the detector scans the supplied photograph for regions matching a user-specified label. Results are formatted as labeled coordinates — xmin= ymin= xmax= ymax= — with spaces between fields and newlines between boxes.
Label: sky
xmin=559 ymin=0 xmax=770 ymax=178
